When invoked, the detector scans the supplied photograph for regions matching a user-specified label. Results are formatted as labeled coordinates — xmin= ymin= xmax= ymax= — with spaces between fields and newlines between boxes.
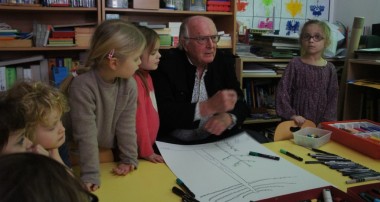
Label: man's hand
xmin=203 ymin=113 xmax=232 ymax=135
xmin=200 ymin=90 xmax=237 ymax=117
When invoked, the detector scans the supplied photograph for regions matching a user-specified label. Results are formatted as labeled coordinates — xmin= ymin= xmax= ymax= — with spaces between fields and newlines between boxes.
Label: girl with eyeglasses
xmin=275 ymin=19 xmax=339 ymax=126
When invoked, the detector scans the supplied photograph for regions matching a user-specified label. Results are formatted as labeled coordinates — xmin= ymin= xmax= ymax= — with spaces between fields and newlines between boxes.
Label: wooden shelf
xmin=104 ymin=8 xmax=233 ymax=16
xmin=342 ymin=59 xmax=380 ymax=121
xmin=102 ymin=1 xmax=237 ymax=53
xmin=0 ymin=5 xmax=98 ymax=11
xmin=0 ymin=47 xmax=89 ymax=51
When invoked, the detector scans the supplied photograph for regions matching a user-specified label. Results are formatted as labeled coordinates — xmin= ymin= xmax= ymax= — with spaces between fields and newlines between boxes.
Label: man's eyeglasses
xmin=301 ymin=34 xmax=325 ymax=42
xmin=184 ymin=35 xmax=221 ymax=45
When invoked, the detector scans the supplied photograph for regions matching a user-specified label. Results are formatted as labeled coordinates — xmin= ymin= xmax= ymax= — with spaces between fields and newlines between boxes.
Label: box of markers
xmin=258 ymin=186 xmax=355 ymax=201
xmin=321 ymin=119 xmax=380 ymax=159
xmin=347 ymin=182 xmax=380 ymax=201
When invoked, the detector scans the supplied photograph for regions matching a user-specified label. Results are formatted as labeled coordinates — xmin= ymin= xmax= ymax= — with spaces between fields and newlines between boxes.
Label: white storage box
xmin=293 ymin=127 xmax=332 ymax=148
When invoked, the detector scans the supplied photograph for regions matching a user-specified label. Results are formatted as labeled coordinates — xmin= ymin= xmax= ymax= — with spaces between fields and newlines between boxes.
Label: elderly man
xmin=151 ymin=15 xmax=267 ymax=144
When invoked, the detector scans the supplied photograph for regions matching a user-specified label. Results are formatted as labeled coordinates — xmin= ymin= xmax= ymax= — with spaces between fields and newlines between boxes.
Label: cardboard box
xmin=0 ymin=39 xmax=32 ymax=48
xmin=184 ymin=0 xmax=206 ymax=11
xmin=258 ymin=186 xmax=354 ymax=201
xmin=131 ymin=0 xmax=159 ymax=9
xmin=321 ymin=120 xmax=380 ymax=159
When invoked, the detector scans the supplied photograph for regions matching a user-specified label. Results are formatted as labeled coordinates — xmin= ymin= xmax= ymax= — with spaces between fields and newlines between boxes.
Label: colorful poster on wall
xmin=236 ymin=0 xmax=330 ymax=36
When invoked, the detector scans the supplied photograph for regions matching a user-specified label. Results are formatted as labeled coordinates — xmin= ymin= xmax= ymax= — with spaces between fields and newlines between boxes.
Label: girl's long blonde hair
xmin=60 ymin=19 xmax=146 ymax=96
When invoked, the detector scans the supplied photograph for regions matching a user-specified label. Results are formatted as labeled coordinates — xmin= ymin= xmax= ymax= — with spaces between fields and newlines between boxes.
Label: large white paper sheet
xmin=157 ymin=132 xmax=330 ymax=202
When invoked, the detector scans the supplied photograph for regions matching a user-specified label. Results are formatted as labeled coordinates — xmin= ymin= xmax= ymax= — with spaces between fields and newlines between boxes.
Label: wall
xmin=333 ymin=0 xmax=380 ymax=32
xmin=236 ymin=0 xmax=331 ymax=36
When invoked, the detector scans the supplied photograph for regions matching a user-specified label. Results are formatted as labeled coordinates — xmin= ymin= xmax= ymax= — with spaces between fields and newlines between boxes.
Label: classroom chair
xmin=273 ymin=120 xmax=316 ymax=141
xmin=70 ymin=147 xmax=114 ymax=166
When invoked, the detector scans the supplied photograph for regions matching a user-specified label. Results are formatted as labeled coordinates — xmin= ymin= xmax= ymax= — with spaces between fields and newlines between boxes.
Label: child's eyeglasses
xmin=301 ymin=34 xmax=325 ymax=42
xmin=184 ymin=35 xmax=221 ymax=45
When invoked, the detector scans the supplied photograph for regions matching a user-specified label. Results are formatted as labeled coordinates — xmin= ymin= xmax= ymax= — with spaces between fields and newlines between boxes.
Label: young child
xmin=0 ymin=153 xmax=97 ymax=202
xmin=134 ymin=26 xmax=164 ymax=163
xmin=5 ymin=81 xmax=69 ymax=165
xmin=0 ymin=93 xmax=48 ymax=155
xmin=60 ymin=19 xmax=146 ymax=191
xmin=275 ymin=19 xmax=339 ymax=126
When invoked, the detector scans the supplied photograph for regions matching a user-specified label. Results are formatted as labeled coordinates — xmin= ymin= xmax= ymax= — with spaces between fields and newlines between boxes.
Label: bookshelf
xmin=0 ymin=1 xmax=237 ymax=88
xmin=236 ymin=57 xmax=288 ymax=124
xmin=236 ymin=56 xmax=345 ymax=125
xmin=0 ymin=2 xmax=101 ymax=58
xmin=101 ymin=0 xmax=237 ymax=53
xmin=342 ymin=59 xmax=380 ymax=121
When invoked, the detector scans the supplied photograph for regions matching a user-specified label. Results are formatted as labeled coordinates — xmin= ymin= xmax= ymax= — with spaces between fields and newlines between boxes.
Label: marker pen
xmin=176 ymin=178 xmax=195 ymax=198
xmin=280 ymin=149 xmax=303 ymax=162
xmin=346 ymin=176 xmax=380 ymax=184
xmin=359 ymin=192 xmax=380 ymax=202
xmin=310 ymin=148 xmax=337 ymax=156
xmin=323 ymin=188 xmax=333 ymax=202
xmin=249 ymin=151 xmax=280 ymax=161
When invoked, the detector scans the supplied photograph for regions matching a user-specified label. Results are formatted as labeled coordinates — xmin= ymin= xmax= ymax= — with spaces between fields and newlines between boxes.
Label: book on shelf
xmin=355 ymin=48 xmax=380 ymax=60
xmin=0 ymin=55 xmax=44 ymax=67
xmin=243 ymin=63 xmax=277 ymax=75
xmin=0 ymin=66 xmax=6 ymax=91
xmin=349 ymin=79 xmax=380 ymax=90
xmin=52 ymin=22 xmax=97 ymax=29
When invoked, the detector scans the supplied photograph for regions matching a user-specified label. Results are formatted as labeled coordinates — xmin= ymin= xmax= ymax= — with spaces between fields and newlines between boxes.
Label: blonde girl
xmin=276 ymin=20 xmax=338 ymax=126
xmin=61 ymin=19 xmax=146 ymax=192
xmin=134 ymin=26 xmax=164 ymax=163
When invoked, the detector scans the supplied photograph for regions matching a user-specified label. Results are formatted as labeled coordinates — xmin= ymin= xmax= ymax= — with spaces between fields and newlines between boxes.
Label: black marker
xmin=172 ymin=186 xmax=199 ymax=202
xmin=310 ymin=148 xmax=337 ymax=156
xmin=176 ymin=178 xmax=196 ymax=198
xmin=280 ymin=149 xmax=303 ymax=161
xmin=249 ymin=151 xmax=280 ymax=161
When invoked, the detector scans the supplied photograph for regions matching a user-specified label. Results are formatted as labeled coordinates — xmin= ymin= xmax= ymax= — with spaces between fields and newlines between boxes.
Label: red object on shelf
xmin=207 ymin=1 xmax=230 ymax=12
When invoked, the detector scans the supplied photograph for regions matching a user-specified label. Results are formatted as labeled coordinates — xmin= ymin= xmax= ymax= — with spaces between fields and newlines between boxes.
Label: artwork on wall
xmin=237 ymin=0 xmax=330 ymax=36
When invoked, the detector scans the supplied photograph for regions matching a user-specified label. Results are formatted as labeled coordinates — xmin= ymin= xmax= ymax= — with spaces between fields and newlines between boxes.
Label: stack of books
xmin=0 ymin=29 xmax=32 ymax=48
xmin=355 ymin=48 xmax=380 ymax=60
xmin=75 ymin=27 xmax=95 ymax=47
xmin=249 ymin=32 xmax=300 ymax=58
xmin=243 ymin=63 xmax=277 ymax=76
xmin=48 ymin=26 xmax=75 ymax=47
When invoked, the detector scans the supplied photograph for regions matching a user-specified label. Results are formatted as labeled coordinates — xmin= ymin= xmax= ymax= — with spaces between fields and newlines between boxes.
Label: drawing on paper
xmin=310 ymin=0 xmax=325 ymax=17
xmin=286 ymin=20 xmax=300 ymax=35
xmin=157 ymin=132 xmax=330 ymax=202
xmin=286 ymin=0 xmax=303 ymax=18
xmin=237 ymin=0 xmax=249 ymax=12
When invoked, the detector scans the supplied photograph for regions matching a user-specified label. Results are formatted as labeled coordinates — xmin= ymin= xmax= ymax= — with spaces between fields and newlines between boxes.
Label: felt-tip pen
xmin=346 ymin=176 xmax=380 ymax=184
xmin=249 ymin=151 xmax=280 ymax=161
xmin=172 ymin=186 xmax=199 ymax=202
xmin=176 ymin=178 xmax=196 ymax=198
xmin=323 ymin=188 xmax=333 ymax=202
xmin=280 ymin=149 xmax=303 ymax=161
xmin=359 ymin=192 xmax=380 ymax=202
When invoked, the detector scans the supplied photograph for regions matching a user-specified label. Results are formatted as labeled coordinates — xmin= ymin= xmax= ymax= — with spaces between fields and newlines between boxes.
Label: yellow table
xmin=91 ymin=140 xmax=380 ymax=201
xmin=92 ymin=161 xmax=178 ymax=202
xmin=265 ymin=140 xmax=380 ymax=192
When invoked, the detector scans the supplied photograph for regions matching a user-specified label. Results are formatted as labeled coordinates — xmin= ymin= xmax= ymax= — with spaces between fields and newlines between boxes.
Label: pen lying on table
xmin=172 ymin=186 xmax=199 ymax=202
xmin=280 ymin=149 xmax=303 ymax=161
